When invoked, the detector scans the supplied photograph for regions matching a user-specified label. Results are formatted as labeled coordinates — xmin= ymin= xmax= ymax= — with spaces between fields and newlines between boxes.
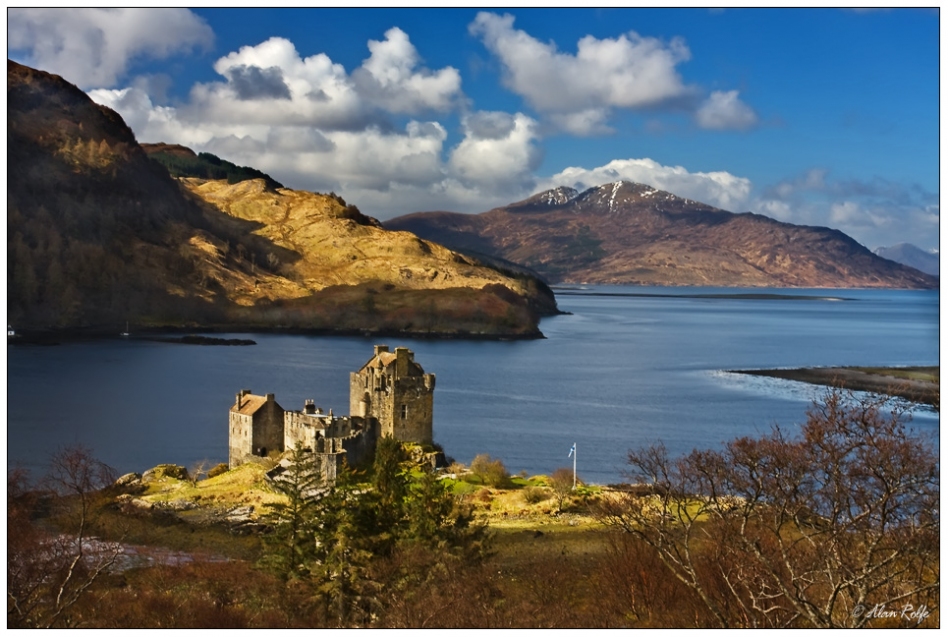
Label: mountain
xmin=873 ymin=243 xmax=939 ymax=277
xmin=386 ymin=182 xmax=937 ymax=289
xmin=7 ymin=60 xmax=556 ymax=338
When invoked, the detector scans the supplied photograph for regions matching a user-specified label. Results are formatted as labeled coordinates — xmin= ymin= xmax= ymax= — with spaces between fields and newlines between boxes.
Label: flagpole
xmin=572 ymin=442 xmax=577 ymax=490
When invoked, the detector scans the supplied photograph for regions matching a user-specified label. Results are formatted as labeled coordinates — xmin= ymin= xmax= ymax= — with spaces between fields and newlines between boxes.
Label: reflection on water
xmin=8 ymin=286 xmax=938 ymax=484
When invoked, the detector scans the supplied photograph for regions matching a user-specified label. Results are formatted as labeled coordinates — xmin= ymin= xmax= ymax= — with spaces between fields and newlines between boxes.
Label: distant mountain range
xmin=873 ymin=243 xmax=939 ymax=277
xmin=7 ymin=60 xmax=556 ymax=338
xmin=386 ymin=183 xmax=937 ymax=289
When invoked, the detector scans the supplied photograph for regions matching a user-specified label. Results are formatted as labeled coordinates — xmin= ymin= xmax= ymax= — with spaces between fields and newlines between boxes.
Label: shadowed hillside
xmin=7 ymin=60 xmax=556 ymax=338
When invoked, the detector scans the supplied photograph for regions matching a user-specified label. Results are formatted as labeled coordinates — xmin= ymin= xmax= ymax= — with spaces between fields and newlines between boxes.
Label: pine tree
xmin=311 ymin=464 xmax=375 ymax=626
xmin=367 ymin=436 xmax=410 ymax=555
xmin=260 ymin=444 xmax=323 ymax=580
xmin=405 ymin=466 xmax=490 ymax=562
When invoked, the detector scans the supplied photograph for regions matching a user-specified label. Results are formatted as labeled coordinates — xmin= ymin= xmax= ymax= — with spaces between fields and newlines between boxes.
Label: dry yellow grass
xmin=182 ymin=178 xmax=538 ymax=302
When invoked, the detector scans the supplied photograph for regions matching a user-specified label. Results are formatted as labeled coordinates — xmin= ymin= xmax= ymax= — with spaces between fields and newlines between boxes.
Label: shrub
xmin=521 ymin=486 xmax=549 ymax=504
xmin=469 ymin=454 xmax=510 ymax=488
xmin=207 ymin=463 xmax=229 ymax=479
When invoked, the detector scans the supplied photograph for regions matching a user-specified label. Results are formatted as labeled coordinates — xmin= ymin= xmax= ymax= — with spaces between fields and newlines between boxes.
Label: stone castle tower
xmin=229 ymin=345 xmax=435 ymax=471
xmin=350 ymin=345 xmax=435 ymax=445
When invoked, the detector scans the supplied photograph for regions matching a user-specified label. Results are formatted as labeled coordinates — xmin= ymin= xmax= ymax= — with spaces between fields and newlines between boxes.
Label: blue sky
xmin=8 ymin=8 xmax=940 ymax=251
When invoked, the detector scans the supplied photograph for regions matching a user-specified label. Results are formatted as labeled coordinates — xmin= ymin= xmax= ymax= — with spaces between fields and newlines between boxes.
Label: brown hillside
xmin=7 ymin=60 xmax=555 ymax=337
xmin=386 ymin=182 xmax=937 ymax=289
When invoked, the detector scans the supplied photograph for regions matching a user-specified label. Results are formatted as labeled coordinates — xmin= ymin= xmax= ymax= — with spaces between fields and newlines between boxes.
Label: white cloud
xmin=8 ymin=8 xmax=213 ymax=88
xmin=469 ymin=11 xmax=694 ymax=134
xmin=87 ymin=25 xmax=544 ymax=219
xmin=543 ymin=158 xmax=752 ymax=212
xmin=752 ymin=171 xmax=939 ymax=250
xmin=448 ymin=112 xmax=542 ymax=192
xmin=351 ymin=27 xmax=462 ymax=113
xmin=548 ymin=109 xmax=614 ymax=136
xmin=198 ymin=37 xmax=371 ymax=131
xmin=829 ymin=201 xmax=863 ymax=225
xmin=696 ymin=90 xmax=759 ymax=131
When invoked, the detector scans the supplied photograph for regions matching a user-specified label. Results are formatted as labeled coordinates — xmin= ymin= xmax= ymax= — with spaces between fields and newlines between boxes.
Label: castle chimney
xmin=395 ymin=347 xmax=410 ymax=377
xmin=235 ymin=392 xmax=242 ymax=408
xmin=304 ymin=399 xmax=316 ymax=415
xmin=374 ymin=344 xmax=389 ymax=356
xmin=266 ymin=393 xmax=274 ymax=402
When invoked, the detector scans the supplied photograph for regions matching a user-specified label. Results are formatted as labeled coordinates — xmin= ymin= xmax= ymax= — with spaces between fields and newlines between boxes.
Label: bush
xmin=597 ymin=389 xmax=939 ymax=628
xmin=207 ymin=463 xmax=229 ymax=479
xmin=469 ymin=454 xmax=510 ymax=488
xmin=521 ymin=486 xmax=549 ymax=504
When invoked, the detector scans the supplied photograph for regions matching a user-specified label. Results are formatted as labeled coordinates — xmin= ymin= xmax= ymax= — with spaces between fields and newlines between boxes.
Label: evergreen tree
xmin=367 ymin=436 xmax=410 ymax=555
xmin=405 ymin=466 xmax=490 ymax=562
xmin=260 ymin=444 xmax=322 ymax=580
xmin=311 ymin=464 xmax=376 ymax=626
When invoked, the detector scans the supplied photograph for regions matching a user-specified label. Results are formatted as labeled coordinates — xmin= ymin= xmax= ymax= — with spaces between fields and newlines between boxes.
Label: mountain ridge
xmin=873 ymin=243 xmax=939 ymax=277
xmin=386 ymin=181 xmax=936 ymax=289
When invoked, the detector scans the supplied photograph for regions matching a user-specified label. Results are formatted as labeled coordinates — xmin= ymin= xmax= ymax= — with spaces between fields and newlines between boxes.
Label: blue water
xmin=6 ymin=286 xmax=939 ymax=484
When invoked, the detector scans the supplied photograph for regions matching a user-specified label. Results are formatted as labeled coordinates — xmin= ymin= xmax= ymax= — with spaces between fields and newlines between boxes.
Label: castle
xmin=228 ymin=345 xmax=435 ymax=481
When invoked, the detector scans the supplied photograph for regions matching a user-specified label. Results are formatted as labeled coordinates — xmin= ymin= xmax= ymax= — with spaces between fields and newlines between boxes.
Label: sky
xmin=7 ymin=7 xmax=941 ymax=251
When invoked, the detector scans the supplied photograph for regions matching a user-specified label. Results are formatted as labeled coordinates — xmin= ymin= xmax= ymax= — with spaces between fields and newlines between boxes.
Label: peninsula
xmin=731 ymin=366 xmax=939 ymax=408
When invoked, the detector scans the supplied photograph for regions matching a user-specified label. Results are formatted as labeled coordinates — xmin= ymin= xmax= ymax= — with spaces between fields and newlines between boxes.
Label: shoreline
xmin=6 ymin=323 xmax=546 ymax=346
xmin=730 ymin=366 xmax=939 ymax=408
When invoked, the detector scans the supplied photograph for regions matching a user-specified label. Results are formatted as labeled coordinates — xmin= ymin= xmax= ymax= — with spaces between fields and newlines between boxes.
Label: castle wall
xmin=390 ymin=374 xmax=435 ymax=445
xmin=339 ymin=417 xmax=379 ymax=468
xmin=252 ymin=395 xmax=285 ymax=457
xmin=229 ymin=412 xmax=253 ymax=467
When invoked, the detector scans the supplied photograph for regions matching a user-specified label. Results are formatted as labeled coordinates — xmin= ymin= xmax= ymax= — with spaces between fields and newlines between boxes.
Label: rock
xmin=114 ymin=472 xmax=144 ymax=493
xmin=142 ymin=464 xmax=189 ymax=482
xmin=156 ymin=499 xmax=198 ymax=511
xmin=115 ymin=494 xmax=154 ymax=512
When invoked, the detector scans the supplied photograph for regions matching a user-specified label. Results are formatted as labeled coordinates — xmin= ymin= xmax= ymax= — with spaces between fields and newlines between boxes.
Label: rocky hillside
xmin=7 ymin=60 xmax=556 ymax=337
xmin=386 ymin=182 xmax=937 ymax=289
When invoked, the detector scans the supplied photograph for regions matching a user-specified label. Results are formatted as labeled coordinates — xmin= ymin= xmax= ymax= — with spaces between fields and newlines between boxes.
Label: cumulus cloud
xmin=542 ymin=158 xmax=752 ymax=212
xmin=696 ymin=90 xmax=759 ymax=131
xmin=226 ymin=65 xmax=292 ymax=101
xmin=8 ymin=8 xmax=213 ymax=88
xmin=469 ymin=11 xmax=697 ymax=134
xmin=448 ymin=112 xmax=542 ymax=192
xmin=87 ymin=29 xmax=546 ymax=218
xmin=351 ymin=27 xmax=462 ymax=113
xmin=176 ymin=33 xmax=463 ymax=132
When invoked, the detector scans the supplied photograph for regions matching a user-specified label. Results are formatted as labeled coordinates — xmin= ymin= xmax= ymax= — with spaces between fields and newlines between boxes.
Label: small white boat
xmin=120 ymin=322 xmax=130 ymax=337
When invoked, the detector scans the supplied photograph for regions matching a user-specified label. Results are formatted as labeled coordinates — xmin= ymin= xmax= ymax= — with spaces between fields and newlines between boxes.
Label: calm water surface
xmin=7 ymin=286 xmax=939 ymax=484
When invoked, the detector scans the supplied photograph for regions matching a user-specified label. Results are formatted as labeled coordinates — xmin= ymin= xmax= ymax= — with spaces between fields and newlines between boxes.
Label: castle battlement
xmin=228 ymin=345 xmax=434 ymax=480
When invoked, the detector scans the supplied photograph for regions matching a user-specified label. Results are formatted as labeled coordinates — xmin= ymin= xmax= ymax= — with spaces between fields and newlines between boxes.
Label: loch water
xmin=7 ymin=286 xmax=939 ymax=485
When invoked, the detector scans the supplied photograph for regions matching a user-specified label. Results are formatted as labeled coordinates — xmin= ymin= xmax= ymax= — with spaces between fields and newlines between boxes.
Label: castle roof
xmin=231 ymin=394 xmax=273 ymax=415
xmin=359 ymin=348 xmax=425 ymax=376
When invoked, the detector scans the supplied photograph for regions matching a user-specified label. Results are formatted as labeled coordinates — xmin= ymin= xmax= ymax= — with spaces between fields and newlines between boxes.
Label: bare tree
xmin=549 ymin=468 xmax=575 ymax=512
xmin=8 ymin=446 xmax=124 ymax=628
xmin=189 ymin=458 xmax=211 ymax=487
xmin=597 ymin=389 xmax=939 ymax=628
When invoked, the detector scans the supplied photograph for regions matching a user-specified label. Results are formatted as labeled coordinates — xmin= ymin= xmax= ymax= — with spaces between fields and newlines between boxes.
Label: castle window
xmin=400 ymin=404 xmax=408 ymax=419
